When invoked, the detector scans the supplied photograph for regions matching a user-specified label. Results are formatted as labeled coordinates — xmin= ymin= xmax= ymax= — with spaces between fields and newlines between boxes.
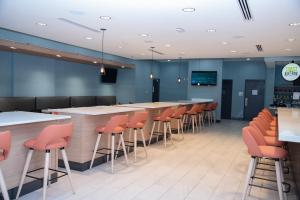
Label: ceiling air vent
xmin=256 ymin=44 xmax=263 ymax=52
xmin=238 ymin=0 xmax=252 ymax=21
xmin=57 ymin=18 xmax=100 ymax=33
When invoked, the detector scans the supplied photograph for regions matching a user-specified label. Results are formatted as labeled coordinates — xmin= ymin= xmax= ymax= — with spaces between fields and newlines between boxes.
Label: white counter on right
xmin=277 ymin=107 xmax=300 ymax=143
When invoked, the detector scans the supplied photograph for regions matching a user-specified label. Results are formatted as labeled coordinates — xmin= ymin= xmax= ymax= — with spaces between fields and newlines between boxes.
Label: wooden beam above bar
xmin=0 ymin=39 xmax=135 ymax=68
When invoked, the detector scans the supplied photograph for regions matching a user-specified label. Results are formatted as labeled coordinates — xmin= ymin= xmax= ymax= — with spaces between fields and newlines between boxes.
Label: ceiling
xmin=0 ymin=0 xmax=300 ymax=60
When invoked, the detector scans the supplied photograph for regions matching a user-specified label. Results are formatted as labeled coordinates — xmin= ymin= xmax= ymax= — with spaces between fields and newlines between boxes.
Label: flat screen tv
xmin=101 ymin=68 xmax=118 ymax=83
xmin=191 ymin=71 xmax=217 ymax=86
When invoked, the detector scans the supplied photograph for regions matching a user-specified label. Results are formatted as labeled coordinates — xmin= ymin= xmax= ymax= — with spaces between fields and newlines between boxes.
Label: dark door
xmin=244 ymin=80 xmax=265 ymax=120
xmin=152 ymin=79 xmax=160 ymax=102
xmin=221 ymin=79 xmax=233 ymax=119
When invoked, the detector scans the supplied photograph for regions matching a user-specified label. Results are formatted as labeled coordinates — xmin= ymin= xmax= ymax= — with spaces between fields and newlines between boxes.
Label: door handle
xmin=245 ymin=98 xmax=248 ymax=107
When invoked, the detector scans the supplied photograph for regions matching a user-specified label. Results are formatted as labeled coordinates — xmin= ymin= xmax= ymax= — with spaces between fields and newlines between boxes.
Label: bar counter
xmin=0 ymin=111 xmax=70 ymax=198
xmin=277 ymin=107 xmax=300 ymax=197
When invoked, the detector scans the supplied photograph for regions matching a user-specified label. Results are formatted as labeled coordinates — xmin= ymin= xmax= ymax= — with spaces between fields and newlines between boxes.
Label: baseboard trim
xmin=0 ymin=173 xmax=57 ymax=200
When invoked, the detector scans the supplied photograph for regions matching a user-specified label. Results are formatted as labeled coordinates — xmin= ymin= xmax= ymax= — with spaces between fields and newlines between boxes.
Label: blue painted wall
xmin=223 ymin=60 xmax=267 ymax=119
xmin=0 ymin=51 xmax=12 ymax=96
xmin=159 ymin=61 xmax=188 ymax=101
xmin=187 ymin=60 xmax=223 ymax=120
xmin=274 ymin=65 xmax=294 ymax=86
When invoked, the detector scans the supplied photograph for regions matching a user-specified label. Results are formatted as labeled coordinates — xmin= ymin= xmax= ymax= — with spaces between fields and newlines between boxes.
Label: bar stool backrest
xmin=262 ymin=108 xmax=273 ymax=118
xmin=173 ymin=106 xmax=187 ymax=118
xmin=34 ymin=123 xmax=73 ymax=151
xmin=242 ymin=126 xmax=263 ymax=157
xmin=127 ymin=111 xmax=149 ymax=127
xmin=249 ymin=122 xmax=267 ymax=145
xmin=105 ymin=115 xmax=129 ymax=133
xmin=259 ymin=111 xmax=272 ymax=122
xmin=212 ymin=102 xmax=218 ymax=110
xmin=190 ymin=104 xmax=200 ymax=113
xmin=250 ymin=119 xmax=267 ymax=136
xmin=197 ymin=104 xmax=206 ymax=112
xmin=257 ymin=113 xmax=272 ymax=125
xmin=160 ymin=107 xmax=175 ymax=121
xmin=0 ymin=131 xmax=11 ymax=160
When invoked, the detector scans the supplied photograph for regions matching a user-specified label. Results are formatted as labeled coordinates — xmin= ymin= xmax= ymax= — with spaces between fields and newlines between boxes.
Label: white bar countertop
xmin=178 ymin=98 xmax=214 ymax=104
xmin=277 ymin=107 xmax=300 ymax=143
xmin=44 ymin=106 xmax=144 ymax=116
xmin=117 ymin=102 xmax=182 ymax=109
xmin=0 ymin=111 xmax=71 ymax=127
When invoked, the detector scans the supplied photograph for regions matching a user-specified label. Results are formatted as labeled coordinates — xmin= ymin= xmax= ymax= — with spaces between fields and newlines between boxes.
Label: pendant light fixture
xmin=149 ymin=47 xmax=155 ymax=79
xmin=100 ymin=28 xmax=106 ymax=75
xmin=177 ymin=57 xmax=182 ymax=83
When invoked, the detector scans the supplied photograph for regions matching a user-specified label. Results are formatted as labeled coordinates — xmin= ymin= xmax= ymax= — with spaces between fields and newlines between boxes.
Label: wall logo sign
xmin=282 ymin=63 xmax=300 ymax=81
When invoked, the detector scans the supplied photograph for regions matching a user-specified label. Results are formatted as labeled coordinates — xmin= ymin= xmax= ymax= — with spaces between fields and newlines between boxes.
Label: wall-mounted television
xmin=191 ymin=71 xmax=217 ymax=86
xmin=101 ymin=68 xmax=118 ymax=83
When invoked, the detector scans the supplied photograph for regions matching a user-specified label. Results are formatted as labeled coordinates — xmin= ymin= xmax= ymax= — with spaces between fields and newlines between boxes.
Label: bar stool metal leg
xmin=43 ymin=150 xmax=50 ymax=200
xmin=140 ymin=129 xmax=148 ymax=158
xmin=242 ymin=157 xmax=256 ymax=200
xmin=157 ymin=121 xmax=161 ymax=143
xmin=279 ymin=160 xmax=287 ymax=200
xmin=167 ymin=122 xmax=173 ymax=144
xmin=16 ymin=149 xmax=34 ymax=199
xmin=163 ymin=122 xmax=167 ymax=148
xmin=60 ymin=148 xmax=75 ymax=194
xmin=134 ymin=128 xmax=137 ymax=162
xmin=148 ymin=121 xmax=156 ymax=145
xmin=111 ymin=133 xmax=115 ymax=173
xmin=275 ymin=160 xmax=284 ymax=200
xmin=90 ymin=133 xmax=102 ymax=169
xmin=120 ymin=133 xmax=129 ymax=165
xmin=0 ymin=168 xmax=9 ymax=200
xmin=127 ymin=128 xmax=132 ymax=152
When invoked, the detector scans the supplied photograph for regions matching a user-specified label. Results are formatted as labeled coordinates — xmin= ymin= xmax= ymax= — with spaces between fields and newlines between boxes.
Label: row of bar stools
xmin=16 ymin=123 xmax=75 ymax=200
xmin=90 ymin=115 xmax=129 ymax=173
xmin=242 ymin=126 xmax=288 ymax=200
xmin=0 ymin=131 xmax=11 ymax=200
xmin=183 ymin=104 xmax=200 ymax=134
xmin=149 ymin=107 xmax=175 ymax=148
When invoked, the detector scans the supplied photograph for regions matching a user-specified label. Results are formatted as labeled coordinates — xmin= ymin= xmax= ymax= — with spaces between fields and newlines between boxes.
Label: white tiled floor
xmin=19 ymin=120 xmax=298 ymax=200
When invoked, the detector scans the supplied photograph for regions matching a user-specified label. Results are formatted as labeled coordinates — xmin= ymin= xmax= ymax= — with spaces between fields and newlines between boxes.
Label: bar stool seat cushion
xmin=264 ymin=136 xmax=284 ymax=147
xmin=258 ymin=146 xmax=287 ymax=159
xmin=0 ymin=155 xmax=4 ymax=161
xmin=95 ymin=126 xmax=124 ymax=134
xmin=185 ymin=111 xmax=197 ymax=115
xmin=24 ymin=138 xmax=67 ymax=150
xmin=153 ymin=116 xmax=171 ymax=121
xmin=127 ymin=122 xmax=144 ymax=129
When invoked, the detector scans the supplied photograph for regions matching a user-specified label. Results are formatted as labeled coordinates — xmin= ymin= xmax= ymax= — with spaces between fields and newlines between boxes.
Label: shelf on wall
xmin=0 ymin=39 xmax=135 ymax=69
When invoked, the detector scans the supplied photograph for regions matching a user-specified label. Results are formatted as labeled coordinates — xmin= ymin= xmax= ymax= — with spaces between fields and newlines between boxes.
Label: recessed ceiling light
xmin=167 ymin=60 xmax=171 ymax=62
xmin=36 ymin=22 xmax=47 ymax=26
xmin=246 ymin=58 xmax=251 ymax=61
xmin=56 ymin=54 xmax=62 ymax=57
xmin=93 ymin=61 xmax=97 ymax=64
xmin=121 ymin=66 xmax=125 ymax=68
xmin=140 ymin=53 xmax=145 ymax=55
xmin=207 ymin=29 xmax=216 ymax=32
xmin=99 ymin=16 xmax=111 ymax=20
xmin=85 ymin=37 xmax=93 ymax=40
xmin=289 ymin=22 xmax=300 ymax=26
xmin=285 ymin=48 xmax=292 ymax=51
xmin=287 ymin=38 xmax=295 ymax=42
xmin=182 ymin=8 xmax=195 ymax=12
xmin=180 ymin=51 xmax=185 ymax=55
xmin=10 ymin=46 xmax=16 ymax=49
xmin=175 ymin=28 xmax=185 ymax=33
xmin=221 ymin=41 xmax=228 ymax=45
xmin=140 ymin=33 xmax=150 ymax=37
xmin=230 ymin=50 xmax=237 ymax=53
xmin=118 ymin=46 xmax=123 ymax=49
xmin=165 ymin=44 xmax=171 ymax=47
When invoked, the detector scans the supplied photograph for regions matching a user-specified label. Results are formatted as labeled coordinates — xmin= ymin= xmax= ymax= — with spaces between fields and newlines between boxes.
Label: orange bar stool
xmin=205 ymin=102 xmax=218 ymax=125
xmin=171 ymin=106 xmax=187 ymax=137
xmin=262 ymin=108 xmax=277 ymax=126
xmin=197 ymin=104 xmax=206 ymax=129
xmin=183 ymin=104 xmax=200 ymax=134
xmin=148 ymin=107 xmax=175 ymax=148
xmin=16 ymin=123 xmax=75 ymax=200
xmin=0 ymin=131 xmax=11 ymax=200
xmin=254 ymin=116 xmax=277 ymax=136
xmin=125 ymin=111 xmax=149 ymax=162
xmin=242 ymin=126 xmax=288 ymax=200
xmin=90 ymin=115 xmax=129 ymax=173
xmin=260 ymin=111 xmax=277 ymax=127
